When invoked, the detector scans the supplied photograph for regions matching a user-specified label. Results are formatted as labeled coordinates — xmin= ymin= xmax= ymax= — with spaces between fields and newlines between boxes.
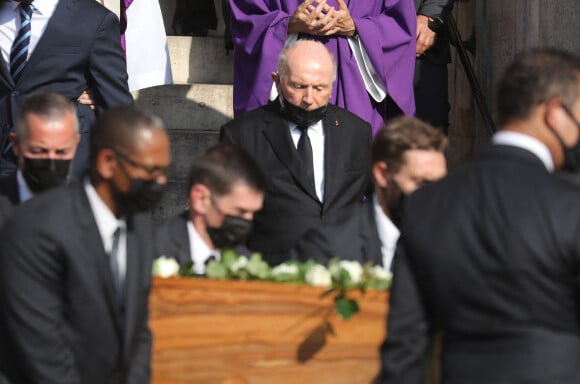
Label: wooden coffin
xmin=149 ymin=277 xmax=389 ymax=384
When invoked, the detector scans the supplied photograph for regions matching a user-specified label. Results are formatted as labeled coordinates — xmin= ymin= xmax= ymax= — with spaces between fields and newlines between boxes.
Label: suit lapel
xmin=322 ymin=110 xmax=343 ymax=210
xmin=18 ymin=0 xmax=75 ymax=84
xmin=73 ymin=183 xmax=123 ymax=336
xmin=0 ymin=55 xmax=12 ymax=88
xmin=262 ymin=103 xmax=319 ymax=202
xmin=171 ymin=212 xmax=192 ymax=266
xmin=123 ymin=216 xmax=140 ymax=359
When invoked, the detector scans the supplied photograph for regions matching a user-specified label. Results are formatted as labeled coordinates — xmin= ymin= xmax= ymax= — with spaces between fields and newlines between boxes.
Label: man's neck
xmin=191 ymin=213 xmax=217 ymax=250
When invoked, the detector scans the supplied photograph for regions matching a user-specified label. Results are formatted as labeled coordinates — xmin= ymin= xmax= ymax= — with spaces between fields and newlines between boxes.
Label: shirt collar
xmin=186 ymin=220 xmax=220 ymax=275
xmin=492 ymin=131 xmax=554 ymax=172
xmin=16 ymin=169 xmax=33 ymax=203
xmin=83 ymin=176 xmax=125 ymax=242
xmin=372 ymin=194 xmax=400 ymax=268
xmin=11 ymin=0 xmax=56 ymax=15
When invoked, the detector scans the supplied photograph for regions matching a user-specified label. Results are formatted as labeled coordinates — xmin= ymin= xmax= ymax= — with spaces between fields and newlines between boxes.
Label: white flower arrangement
xmin=152 ymin=256 xmax=180 ymax=278
xmin=152 ymin=250 xmax=392 ymax=319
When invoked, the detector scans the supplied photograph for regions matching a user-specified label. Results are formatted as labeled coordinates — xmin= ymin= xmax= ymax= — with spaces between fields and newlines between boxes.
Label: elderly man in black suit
xmin=0 ymin=0 xmax=133 ymax=177
xmin=157 ymin=143 xmax=267 ymax=275
xmin=0 ymin=91 xmax=79 ymax=205
xmin=293 ymin=116 xmax=447 ymax=268
xmin=380 ymin=49 xmax=580 ymax=383
xmin=0 ymin=105 xmax=171 ymax=384
xmin=220 ymin=39 xmax=372 ymax=265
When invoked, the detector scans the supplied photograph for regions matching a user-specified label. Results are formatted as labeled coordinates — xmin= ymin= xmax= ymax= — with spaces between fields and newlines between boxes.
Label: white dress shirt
xmin=373 ymin=194 xmax=400 ymax=271
xmin=289 ymin=120 xmax=325 ymax=202
xmin=186 ymin=220 xmax=220 ymax=275
xmin=492 ymin=131 xmax=554 ymax=172
xmin=16 ymin=169 xmax=33 ymax=203
xmin=0 ymin=0 xmax=59 ymax=71
xmin=84 ymin=177 xmax=127 ymax=286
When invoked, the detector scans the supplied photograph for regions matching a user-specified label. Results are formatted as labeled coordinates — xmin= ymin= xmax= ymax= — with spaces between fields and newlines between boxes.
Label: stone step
xmin=133 ymin=83 xmax=230 ymax=220
xmin=167 ymin=36 xmax=233 ymax=85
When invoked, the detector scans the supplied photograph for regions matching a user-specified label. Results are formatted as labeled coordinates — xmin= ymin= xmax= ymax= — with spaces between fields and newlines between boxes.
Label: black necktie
xmin=10 ymin=2 xmax=34 ymax=82
xmin=296 ymin=125 xmax=315 ymax=188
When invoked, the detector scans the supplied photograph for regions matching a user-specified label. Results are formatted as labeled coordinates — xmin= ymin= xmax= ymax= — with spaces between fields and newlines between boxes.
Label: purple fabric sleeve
xmin=230 ymin=0 xmax=416 ymax=134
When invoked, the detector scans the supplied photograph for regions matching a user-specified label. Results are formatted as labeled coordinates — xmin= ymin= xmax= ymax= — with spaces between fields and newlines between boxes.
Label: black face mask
xmin=557 ymin=105 xmax=580 ymax=171
xmin=207 ymin=215 xmax=253 ymax=249
xmin=22 ymin=157 xmax=72 ymax=194
xmin=280 ymin=97 xmax=327 ymax=127
xmin=112 ymin=178 xmax=166 ymax=214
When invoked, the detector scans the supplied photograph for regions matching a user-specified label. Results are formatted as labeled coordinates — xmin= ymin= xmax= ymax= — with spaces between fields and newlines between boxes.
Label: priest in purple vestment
xmin=229 ymin=0 xmax=417 ymax=134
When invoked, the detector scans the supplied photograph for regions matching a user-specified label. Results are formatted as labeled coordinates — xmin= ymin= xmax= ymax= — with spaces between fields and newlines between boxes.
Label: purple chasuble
xmin=229 ymin=0 xmax=417 ymax=134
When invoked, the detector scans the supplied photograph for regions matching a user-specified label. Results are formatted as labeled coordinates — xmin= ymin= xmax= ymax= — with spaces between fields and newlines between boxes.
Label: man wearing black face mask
xmin=0 ymin=105 xmax=171 ymax=384
xmin=220 ymin=39 xmax=372 ymax=266
xmin=0 ymin=91 xmax=79 ymax=206
xmin=156 ymin=144 xmax=267 ymax=275
xmin=379 ymin=49 xmax=580 ymax=383
xmin=291 ymin=116 xmax=447 ymax=269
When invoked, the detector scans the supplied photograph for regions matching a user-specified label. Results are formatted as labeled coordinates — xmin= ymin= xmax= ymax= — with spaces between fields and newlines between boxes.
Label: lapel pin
xmin=335 ymin=120 xmax=340 ymax=126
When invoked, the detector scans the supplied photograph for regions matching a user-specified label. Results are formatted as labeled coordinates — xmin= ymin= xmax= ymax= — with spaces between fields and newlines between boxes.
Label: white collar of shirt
xmin=83 ymin=177 xmax=127 ymax=276
xmin=289 ymin=120 xmax=326 ymax=202
xmin=1 ymin=0 xmax=59 ymax=68
xmin=373 ymin=194 xmax=400 ymax=271
xmin=492 ymin=131 xmax=554 ymax=172
xmin=186 ymin=220 xmax=220 ymax=275
xmin=16 ymin=169 xmax=33 ymax=203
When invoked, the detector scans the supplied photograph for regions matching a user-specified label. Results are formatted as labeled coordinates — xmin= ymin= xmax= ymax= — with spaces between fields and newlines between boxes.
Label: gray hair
xmin=17 ymin=91 xmax=79 ymax=138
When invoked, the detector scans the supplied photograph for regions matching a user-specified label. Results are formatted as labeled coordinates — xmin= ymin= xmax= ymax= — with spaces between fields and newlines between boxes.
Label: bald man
xmin=220 ymin=39 xmax=372 ymax=265
xmin=0 ymin=106 xmax=171 ymax=384
xmin=0 ymin=92 xmax=79 ymax=205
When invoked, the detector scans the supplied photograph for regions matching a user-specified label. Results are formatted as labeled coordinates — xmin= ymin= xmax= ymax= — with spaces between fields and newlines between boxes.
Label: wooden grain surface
xmin=149 ymin=278 xmax=389 ymax=384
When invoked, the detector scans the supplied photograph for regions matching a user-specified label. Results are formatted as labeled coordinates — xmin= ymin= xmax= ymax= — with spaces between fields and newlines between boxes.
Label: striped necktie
xmin=10 ymin=2 xmax=34 ymax=82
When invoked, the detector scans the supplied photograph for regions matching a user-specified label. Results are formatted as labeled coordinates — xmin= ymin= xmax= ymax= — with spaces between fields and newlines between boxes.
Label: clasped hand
xmin=287 ymin=0 xmax=356 ymax=37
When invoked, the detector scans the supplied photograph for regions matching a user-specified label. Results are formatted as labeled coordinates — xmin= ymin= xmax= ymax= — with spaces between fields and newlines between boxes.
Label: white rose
xmin=230 ymin=256 xmax=249 ymax=273
xmin=371 ymin=265 xmax=392 ymax=281
xmin=339 ymin=260 xmax=363 ymax=284
xmin=153 ymin=256 xmax=180 ymax=278
xmin=305 ymin=264 xmax=332 ymax=288
xmin=272 ymin=263 xmax=299 ymax=277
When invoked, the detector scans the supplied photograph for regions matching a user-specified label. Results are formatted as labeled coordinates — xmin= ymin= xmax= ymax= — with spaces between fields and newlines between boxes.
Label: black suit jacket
xmin=290 ymin=199 xmax=383 ymax=266
xmin=380 ymin=144 xmax=580 ymax=383
xmin=0 ymin=173 xmax=18 ymax=205
xmin=0 ymin=193 xmax=12 ymax=230
xmin=220 ymin=101 xmax=372 ymax=265
xmin=156 ymin=211 xmax=252 ymax=268
xmin=0 ymin=182 xmax=153 ymax=384
xmin=0 ymin=0 xmax=133 ymax=175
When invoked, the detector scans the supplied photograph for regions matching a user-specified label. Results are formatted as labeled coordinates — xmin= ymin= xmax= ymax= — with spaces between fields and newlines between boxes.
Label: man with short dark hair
xmin=221 ymin=39 xmax=372 ymax=266
xmin=380 ymin=49 xmax=580 ymax=383
xmin=293 ymin=116 xmax=447 ymax=268
xmin=0 ymin=91 xmax=79 ymax=205
xmin=157 ymin=143 xmax=267 ymax=274
xmin=0 ymin=0 xmax=133 ymax=177
xmin=0 ymin=105 xmax=171 ymax=384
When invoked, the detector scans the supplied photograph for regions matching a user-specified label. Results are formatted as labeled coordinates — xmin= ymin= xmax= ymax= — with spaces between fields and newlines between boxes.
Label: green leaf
xmin=220 ymin=248 xmax=239 ymax=269
xmin=246 ymin=253 xmax=271 ymax=280
xmin=334 ymin=292 xmax=360 ymax=320
xmin=205 ymin=261 xmax=228 ymax=279
xmin=179 ymin=261 xmax=195 ymax=277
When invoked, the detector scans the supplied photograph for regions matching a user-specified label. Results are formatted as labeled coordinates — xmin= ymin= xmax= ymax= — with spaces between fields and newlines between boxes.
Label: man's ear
xmin=190 ymin=184 xmax=211 ymax=215
xmin=372 ymin=161 xmax=389 ymax=189
xmin=9 ymin=132 xmax=20 ymax=157
xmin=96 ymin=148 xmax=117 ymax=179
xmin=545 ymin=98 xmax=569 ymax=135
